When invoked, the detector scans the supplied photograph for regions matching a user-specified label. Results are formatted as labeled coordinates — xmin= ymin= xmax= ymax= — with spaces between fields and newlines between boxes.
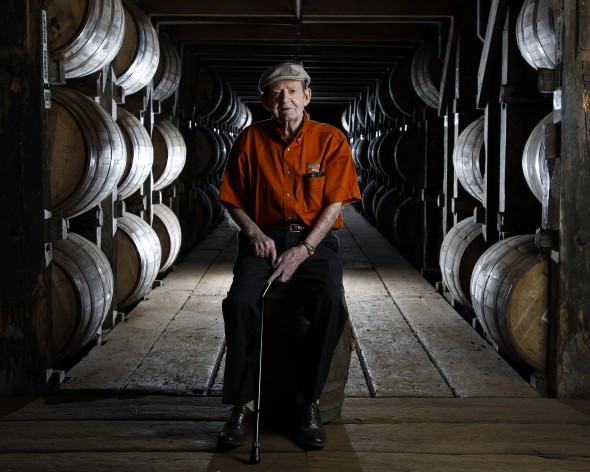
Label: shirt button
xmin=288 ymin=216 xmax=293 ymax=220
xmin=287 ymin=147 xmax=291 ymax=151
xmin=286 ymin=170 xmax=291 ymax=174
xmin=286 ymin=193 xmax=290 ymax=197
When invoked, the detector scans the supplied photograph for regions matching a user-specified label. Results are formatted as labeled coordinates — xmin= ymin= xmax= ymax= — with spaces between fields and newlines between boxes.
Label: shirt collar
xmin=273 ymin=111 xmax=308 ymax=141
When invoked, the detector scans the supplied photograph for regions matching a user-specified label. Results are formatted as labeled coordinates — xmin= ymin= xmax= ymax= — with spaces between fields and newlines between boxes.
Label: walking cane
xmin=250 ymin=281 xmax=272 ymax=464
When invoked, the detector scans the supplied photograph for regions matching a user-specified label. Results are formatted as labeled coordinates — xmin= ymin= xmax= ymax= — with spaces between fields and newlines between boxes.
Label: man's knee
xmin=222 ymin=291 xmax=259 ymax=325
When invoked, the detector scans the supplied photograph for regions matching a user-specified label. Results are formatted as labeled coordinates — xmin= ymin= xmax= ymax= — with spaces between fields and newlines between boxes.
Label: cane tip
xmin=249 ymin=442 xmax=261 ymax=464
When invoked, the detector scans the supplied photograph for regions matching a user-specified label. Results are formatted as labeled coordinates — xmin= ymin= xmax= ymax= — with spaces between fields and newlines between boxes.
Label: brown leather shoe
xmin=295 ymin=402 xmax=325 ymax=450
xmin=217 ymin=404 xmax=254 ymax=449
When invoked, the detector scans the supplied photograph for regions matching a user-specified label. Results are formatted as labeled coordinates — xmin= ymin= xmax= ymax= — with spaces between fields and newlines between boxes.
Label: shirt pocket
xmin=301 ymin=173 xmax=325 ymax=213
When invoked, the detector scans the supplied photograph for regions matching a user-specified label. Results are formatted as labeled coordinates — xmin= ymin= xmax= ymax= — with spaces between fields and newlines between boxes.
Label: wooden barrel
xmin=262 ymin=284 xmax=354 ymax=424
xmin=152 ymin=33 xmax=182 ymax=102
xmin=49 ymin=87 xmax=125 ymax=218
xmin=470 ymin=234 xmax=549 ymax=371
xmin=516 ymin=0 xmax=557 ymax=70
xmin=375 ymin=128 xmax=403 ymax=182
xmin=522 ymin=112 xmax=554 ymax=203
xmin=228 ymin=95 xmax=245 ymax=127
xmin=186 ymin=126 xmax=222 ymax=179
xmin=393 ymin=196 xmax=419 ymax=263
xmin=209 ymin=81 xmax=235 ymax=123
xmin=395 ymin=126 xmax=425 ymax=187
xmin=116 ymin=213 xmax=162 ymax=310
xmin=352 ymin=136 xmax=370 ymax=170
xmin=113 ymin=1 xmax=160 ymax=96
xmin=375 ymin=188 xmax=404 ymax=243
xmin=231 ymin=100 xmax=252 ymax=130
xmin=152 ymin=120 xmax=187 ymax=191
xmin=152 ymin=203 xmax=182 ymax=273
xmin=411 ymin=41 xmax=442 ymax=110
xmin=116 ymin=107 xmax=153 ymax=200
xmin=367 ymin=133 xmax=384 ymax=174
xmin=210 ymin=130 xmax=228 ymax=175
xmin=52 ymin=232 xmax=114 ymax=363
xmin=211 ymin=130 xmax=233 ymax=175
xmin=377 ymin=68 xmax=399 ymax=121
xmin=179 ymin=187 xmax=213 ymax=248
xmin=366 ymin=89 xmax=376 ymax=123
xmin=223 ymin=94 xmax=239 ymax=125
xmin=46 ymin=0 xmax=125 ymax=79
xmin=356 ymin=92 xmax=368 ymax=128
xmin=361 ymin=180 xmax=378 ymax=222
xmin=341 ymin=108 xmax=351 ymax=133
xmin=453 ymin=116 xmax=485 ymax=203
xmin=439 ymin=217 xmax=487 ymax=307
xmin=194 ymin=64 xmax=224 ymax=118
xmin=205 ymin=183 xmax=225 ymax=227
xmin=389 ymin=57 xmax=424 ymax=116
xmin=372 ymin=184 xmax=388 ymax=221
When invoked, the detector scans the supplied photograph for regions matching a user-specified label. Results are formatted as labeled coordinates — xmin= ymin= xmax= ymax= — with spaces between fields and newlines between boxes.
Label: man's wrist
xmin=300 ymin=240 xmax=315 ymax=256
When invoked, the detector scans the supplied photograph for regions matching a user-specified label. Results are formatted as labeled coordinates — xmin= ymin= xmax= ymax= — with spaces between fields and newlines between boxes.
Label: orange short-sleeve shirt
xmin=219 ymin=114 xmax=361 ymax=230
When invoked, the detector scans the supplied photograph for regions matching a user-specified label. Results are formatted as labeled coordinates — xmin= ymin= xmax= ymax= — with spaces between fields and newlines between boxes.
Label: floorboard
xmin=1 ymin=396 xmax=589 ymax=471
xmin=309 ymin=452 xmax=590 ymax=472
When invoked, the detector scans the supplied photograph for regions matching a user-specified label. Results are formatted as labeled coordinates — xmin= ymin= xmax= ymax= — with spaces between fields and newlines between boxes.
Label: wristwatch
xmin=300 ymin=240 xmax=315 ymax=256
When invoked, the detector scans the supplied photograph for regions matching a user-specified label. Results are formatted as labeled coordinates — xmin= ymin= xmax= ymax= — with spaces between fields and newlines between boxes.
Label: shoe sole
xmin=295 ymin=432 xmax=325 ymax=450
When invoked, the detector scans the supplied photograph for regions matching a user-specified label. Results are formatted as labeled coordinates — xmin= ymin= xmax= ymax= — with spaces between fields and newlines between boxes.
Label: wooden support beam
xmin=0 ymin=0 xmax=51 ymax=395
xmin=551 ymin=0 xmax=590 ymax=397
xmin=438 ymin=18 xmax=457 ymax=117
xmin=167 ymin=22 xmax=431 ymax=43
xmin=483 ymin=102 xmax=501 ymax=244
xmin=140 ymin=0 xmax=456 ymax=18
xmin=476 ymin=0 xmax=508 ymax=108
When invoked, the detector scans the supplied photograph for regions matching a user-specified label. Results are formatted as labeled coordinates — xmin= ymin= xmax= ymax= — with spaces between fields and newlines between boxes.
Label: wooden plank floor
xmin=1 ymin=395 xmax=589 ymax=471
xmin=3 ymin=206 xmax=589 ymax=471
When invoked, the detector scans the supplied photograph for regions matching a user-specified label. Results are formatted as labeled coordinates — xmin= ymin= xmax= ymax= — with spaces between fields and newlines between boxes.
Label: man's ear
xmin=303 ymin=87 xmax=312 ymax=106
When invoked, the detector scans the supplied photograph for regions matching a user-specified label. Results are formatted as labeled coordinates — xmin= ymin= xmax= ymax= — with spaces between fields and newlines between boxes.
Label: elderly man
xmin=217 ymin=62 xmax=360 ymax=450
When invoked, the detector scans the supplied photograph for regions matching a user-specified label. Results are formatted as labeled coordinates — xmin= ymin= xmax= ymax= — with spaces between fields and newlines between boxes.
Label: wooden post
xmin=550 ymin=0 xmax=590 ymax=397
xmin=445 ymin=0 xmax=485 ymax=233
xmin=0 ymin=0 xmax=51 ymax=394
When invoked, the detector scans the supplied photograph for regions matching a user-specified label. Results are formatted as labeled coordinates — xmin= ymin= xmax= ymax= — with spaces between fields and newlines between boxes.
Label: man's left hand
xmin=268 ymin=244 xmax=309 ymax=284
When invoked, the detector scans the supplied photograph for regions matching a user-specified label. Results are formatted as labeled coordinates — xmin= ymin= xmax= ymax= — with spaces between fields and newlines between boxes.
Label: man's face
xmin=261 ymin=79 xmax=312 ymax=124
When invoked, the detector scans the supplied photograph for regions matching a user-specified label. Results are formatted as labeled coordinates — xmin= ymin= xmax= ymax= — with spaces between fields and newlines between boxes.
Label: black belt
xmin=262 ymin=223 xmax=309 ymax=233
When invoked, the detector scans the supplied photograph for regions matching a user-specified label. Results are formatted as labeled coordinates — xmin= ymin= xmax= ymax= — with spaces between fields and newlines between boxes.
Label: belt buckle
xmin=289 ymin=223 xmax=303 ymax=232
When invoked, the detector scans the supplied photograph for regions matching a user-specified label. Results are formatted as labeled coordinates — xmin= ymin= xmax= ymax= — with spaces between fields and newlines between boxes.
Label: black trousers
xmin=221 ymin=228 xmax=348 ymax=406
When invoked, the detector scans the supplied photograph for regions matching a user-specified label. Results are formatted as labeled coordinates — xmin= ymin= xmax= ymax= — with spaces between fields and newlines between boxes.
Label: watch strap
xmin=301 ymin=240 xmax=315 ymax=256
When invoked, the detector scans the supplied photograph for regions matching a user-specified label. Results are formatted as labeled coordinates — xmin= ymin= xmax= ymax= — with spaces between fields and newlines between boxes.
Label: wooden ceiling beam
xmin=162 ymin=22 xmax=433 ymax=43
xmin=139 ymin=0 xmax=455 ymax=18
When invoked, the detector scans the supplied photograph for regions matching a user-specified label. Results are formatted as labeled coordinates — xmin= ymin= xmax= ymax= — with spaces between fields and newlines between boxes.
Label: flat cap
xmin=258 ymin=62 xmax=311 ymax=93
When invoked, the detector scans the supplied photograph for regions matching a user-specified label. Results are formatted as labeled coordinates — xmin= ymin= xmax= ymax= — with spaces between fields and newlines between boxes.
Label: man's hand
xmin=249 ymin=233 xmax=277 ymax=265
xmin=224 ymin=205 xmax=278 ymax=264
xmin=268 ymin=244 xmax=309 ymax=284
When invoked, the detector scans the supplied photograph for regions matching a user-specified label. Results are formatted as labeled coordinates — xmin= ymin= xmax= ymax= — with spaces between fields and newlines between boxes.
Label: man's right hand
xmin=224 ymin=205 xmax=278 ymax=265
xmin=249 ymin=233 xmax=277 ymax=265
